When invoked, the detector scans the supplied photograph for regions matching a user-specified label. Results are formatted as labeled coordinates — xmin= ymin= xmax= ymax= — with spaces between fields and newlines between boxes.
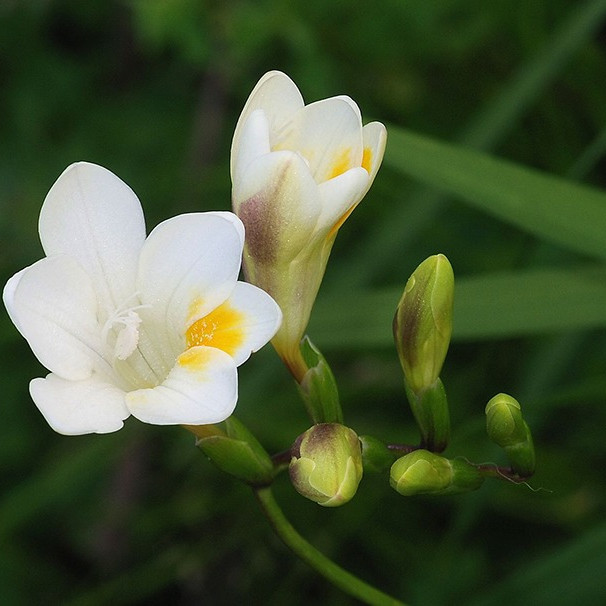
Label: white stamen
xmin=113 ymin=310 xmax=143 ymax=360
xmin=101 ymin=293 xmax=151 ymax=361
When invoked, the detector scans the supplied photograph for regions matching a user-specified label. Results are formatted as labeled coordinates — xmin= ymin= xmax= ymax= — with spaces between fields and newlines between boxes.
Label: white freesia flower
xmin=231 ymin=71 xmax=386 ymax=379
xmin=3 ymin=162 xmax=282 ymax=435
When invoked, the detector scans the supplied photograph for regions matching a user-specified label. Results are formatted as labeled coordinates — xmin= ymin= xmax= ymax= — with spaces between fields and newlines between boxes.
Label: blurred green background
xmin=2 ymin=0 xmax=606 ymax=604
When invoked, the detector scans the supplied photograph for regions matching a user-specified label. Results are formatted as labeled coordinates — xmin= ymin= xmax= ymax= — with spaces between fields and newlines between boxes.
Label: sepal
xmin=405 ymin=379 xmax=450 ymax=452
xmin=196 ymin=416 xmax=275 ymax=486
xmin=297 ymin=336 xmax=343 ymax=423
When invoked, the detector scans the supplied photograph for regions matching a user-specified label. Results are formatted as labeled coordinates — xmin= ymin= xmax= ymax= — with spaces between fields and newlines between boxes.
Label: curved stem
xmin=254 ymin=486 xmax=406 ymax=606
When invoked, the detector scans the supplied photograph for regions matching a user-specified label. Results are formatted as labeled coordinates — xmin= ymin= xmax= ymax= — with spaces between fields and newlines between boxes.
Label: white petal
xmin=39 ymin=162 xmax=146 ymax=317
xmin=362 ymin=121 xmax=388 ymax=183
xmin=3 ymin=267 xmax=27 ymax=333
xmin=233 ymin=150 xmax=322 ymax=264
xmin=137 ymin=212 xmax=244 ymax=355
xmin=5 ymin=255 xmax=105 ymax=381
xmin=335 ymin=95 xmax=362 ymax=124
xmin=126 ymin=346 xmax=237 ymax=425
xmin=186 ymin=281 xmax=282 ymax=366
xmin=231 ymin=71 xmax=304 ymax=175
xmin=231 ymin=109 xmax=272 ymax=189
xmin=317 ymin=167 xmax=369 ymax=235
xmin=30 ymin=374 xmax=129 ymax=435
xmin=274 ymin=97 xmax=364 ymax=184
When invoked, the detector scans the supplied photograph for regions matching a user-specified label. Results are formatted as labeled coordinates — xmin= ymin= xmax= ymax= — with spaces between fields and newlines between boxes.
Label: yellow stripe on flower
xmin=361 ymin=147 xmax=373 ymax=173
xmin=326 ymin=147 xmax=373 ymax=240
xmin=329 ymin=147 xmax=353 ymax=179
xmin=178 ymin=346 xmax=215 ymax=370
xmin=185 ymin=301 xmax=245 ymax=357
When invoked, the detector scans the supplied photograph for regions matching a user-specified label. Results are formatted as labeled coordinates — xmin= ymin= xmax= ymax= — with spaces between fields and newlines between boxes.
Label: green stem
xmin=254 ymin=486 xmax=406 ymax=606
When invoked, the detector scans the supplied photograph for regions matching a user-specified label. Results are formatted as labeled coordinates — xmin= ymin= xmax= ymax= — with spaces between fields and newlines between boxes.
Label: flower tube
xmin=3 ymin=162 xmax=282 ymax=435
xmin=231 ymin=71 xmax=386 ymax=379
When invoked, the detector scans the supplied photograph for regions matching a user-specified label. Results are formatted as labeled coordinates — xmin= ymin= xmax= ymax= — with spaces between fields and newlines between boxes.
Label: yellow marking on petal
xmin=325 ymin=147 xmax=373 ymax=239
xmin=177 ymin=347 xmax=214 ymax=371
xmin=361 ymin=147 xmax=373 ymax=173
xmin=329 ymin=147 xmax=353 ymax=179
xmin=185 ymin=301 xmax=245 ymax=357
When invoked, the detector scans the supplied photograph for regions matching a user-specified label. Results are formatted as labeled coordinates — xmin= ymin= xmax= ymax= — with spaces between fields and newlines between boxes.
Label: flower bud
xmin=393 ymin=254 xmax=454 ymax=396
xmin=196 ymin=417 xmax=274 ymax=486
xmin=289 ymin=423 xmax=363 ymax=507
xmin=390 ymin=449 xmax=484 ymax=497
xmin=485 ymin=394 xmax=535 ymax=477
xmin=231 ymin=71 xmax=387 ymax=380
xmin=485 ymin=393 xmax=526 ymax=446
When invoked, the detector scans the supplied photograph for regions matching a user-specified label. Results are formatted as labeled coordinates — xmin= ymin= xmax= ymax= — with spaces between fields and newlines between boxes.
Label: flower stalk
xmin=254 ymin=486 xmax=406 ymax=606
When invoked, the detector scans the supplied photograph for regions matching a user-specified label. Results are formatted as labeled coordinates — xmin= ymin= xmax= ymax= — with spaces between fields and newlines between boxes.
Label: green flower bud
xmin=298 ymin=336 xmax=343 ymax=424
xmin=359 ymin=435 xmax=397 ymax=473
xmin=393 ymin=254 xmax=454 ymax=396
xmin=390 ymin=450 xmax=484 ymax=497
xmin=485 ymin=394 xmax=535 ymax=477
xmin=485 ymin=393 xmax=527 ymax=446
xmin=289 ymin=423 xmax=363 ymax=507
xmin=196 ymin=417 xmax=274 ymax=486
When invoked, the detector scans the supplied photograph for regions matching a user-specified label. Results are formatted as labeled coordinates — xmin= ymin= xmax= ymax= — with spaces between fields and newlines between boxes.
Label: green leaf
xmin=384 ymin=127 xmax=606 ymax=261
xmin=311 ymin=265 xmax=606 ymax=347
xmin=333 ymin=0 xmax=606 ymax=290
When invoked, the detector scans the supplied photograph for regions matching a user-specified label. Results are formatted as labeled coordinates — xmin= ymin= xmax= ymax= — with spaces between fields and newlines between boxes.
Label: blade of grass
xmin=311 ymin=265 xmax=606 ymax=347
xmin=385 ymin=128 xmax=606 ymax=261
xmin=332 ymin=0 xmax=606 ymax=288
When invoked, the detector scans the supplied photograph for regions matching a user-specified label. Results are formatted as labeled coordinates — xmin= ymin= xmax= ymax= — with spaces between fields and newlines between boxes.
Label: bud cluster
xmin=197 ymin=73 xmax=536 ymax=512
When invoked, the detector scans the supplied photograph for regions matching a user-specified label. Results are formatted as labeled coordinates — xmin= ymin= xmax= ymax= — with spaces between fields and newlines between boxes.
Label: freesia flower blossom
xmin=3 ymin=162 xmax=282 ymax=435
xmin=231 ymin=71 xmax=386 ymax=379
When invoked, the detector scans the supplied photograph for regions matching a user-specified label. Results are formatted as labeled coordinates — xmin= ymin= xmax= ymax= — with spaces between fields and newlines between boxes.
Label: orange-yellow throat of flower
xmin=185 ymin=301 xmax=245 ymax=357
